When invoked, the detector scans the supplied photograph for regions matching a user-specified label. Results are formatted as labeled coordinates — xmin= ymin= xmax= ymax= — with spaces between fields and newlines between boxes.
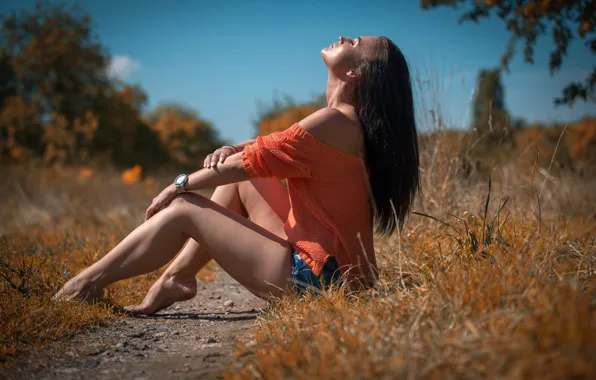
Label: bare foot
xmin=124 ymin=275 xmax=197 ymax=316
xmin=53 ymin=276 xmax=104 ymax=303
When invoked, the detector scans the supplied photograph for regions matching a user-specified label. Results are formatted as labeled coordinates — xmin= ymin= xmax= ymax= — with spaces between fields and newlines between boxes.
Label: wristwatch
xmin=173 ymin=174 xmax=189 ymax=194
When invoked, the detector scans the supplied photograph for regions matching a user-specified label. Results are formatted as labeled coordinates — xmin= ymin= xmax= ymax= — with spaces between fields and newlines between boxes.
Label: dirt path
xmin=5 ymin=272 xmax=266 ymax=380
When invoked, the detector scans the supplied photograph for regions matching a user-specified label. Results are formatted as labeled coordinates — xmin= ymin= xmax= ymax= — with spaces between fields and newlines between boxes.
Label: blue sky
xmin=2 ymin=0 xmax=594 ymax=142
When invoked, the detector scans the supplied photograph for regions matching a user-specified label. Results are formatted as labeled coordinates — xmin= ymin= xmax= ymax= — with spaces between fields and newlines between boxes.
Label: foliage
xmin=144 ymin=103 xmax=227 ymax=170
xmin=421 ymin=0 xmax=596 ymax=106
xmin=472 ymin=68 xmax=510 ymax=134
xmin=0 ymin=1 xmax=165 ymax=167
xmin=418 ymin=116 xmax=596 ymax=182
xmin=253 ymin=94 xmax=326 ymax=137
xmin=514 ymin=117 xmax=596 ymax=174
xmin=1 ymin=1 xmax=99 ymax=162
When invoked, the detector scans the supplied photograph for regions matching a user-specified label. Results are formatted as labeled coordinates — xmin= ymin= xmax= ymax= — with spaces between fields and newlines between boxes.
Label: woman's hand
xmin=203 ymin=145 xmax=238 ymax=168
xmin=145 ymin=185 xmax=177 ymax=221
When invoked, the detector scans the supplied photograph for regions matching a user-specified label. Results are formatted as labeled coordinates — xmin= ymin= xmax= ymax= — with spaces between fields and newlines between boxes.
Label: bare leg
xmin=54 ymin=207 xmax=190 ymax=303
xmin=123 ymin=183 xmax=247 ymax=314
xmin=125 ymin=179 xmax=290 ymax=315
xmin=54 ymin=180 xmax=291 ymax=305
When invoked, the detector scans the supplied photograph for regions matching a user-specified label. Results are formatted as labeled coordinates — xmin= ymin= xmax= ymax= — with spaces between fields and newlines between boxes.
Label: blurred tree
xmin=513 ymin=118 xmax=596 ymax=174
xmin=0 ymin=1 xmax=169 ymax=169
xmin=0 ymin=46 xmax=43 ymax=160
xmin=472 ymin=68 xmax=510 ymax=134
xmin=95 ymin=84 xmax=170 ymax=169
xmin=0 ymin=1 xmax=109 ymax=163
xmin=0 ymin=52 xmax=17 ymax=109
xmin=421 ymin=0 xmax=596 ymax=106
xmin=144 ymin=103 xmax=227 ymax=169
xmin=253 ymin=93 xmax=326 ymax=137
xmin=0 ymin=95 xmax=41 ymax=162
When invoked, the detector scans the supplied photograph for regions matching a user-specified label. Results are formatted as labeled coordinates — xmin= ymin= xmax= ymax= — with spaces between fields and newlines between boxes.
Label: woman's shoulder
xmin=297 ymin=107 xmax=364 ymax=158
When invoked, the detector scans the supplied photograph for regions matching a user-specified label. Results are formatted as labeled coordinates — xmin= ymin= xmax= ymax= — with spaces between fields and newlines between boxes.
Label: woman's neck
xmin=325 ymin=74 xmax=352 ymax=109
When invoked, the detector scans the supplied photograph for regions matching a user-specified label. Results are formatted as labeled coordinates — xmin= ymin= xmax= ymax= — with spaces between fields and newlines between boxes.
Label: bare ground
xmin=3 ymin=272 xmax=267 ymax=380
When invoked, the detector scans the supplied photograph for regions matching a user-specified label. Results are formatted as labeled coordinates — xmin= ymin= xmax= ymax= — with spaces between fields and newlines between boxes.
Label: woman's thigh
xmin=169 ymin=192 xmax=293 ymax=297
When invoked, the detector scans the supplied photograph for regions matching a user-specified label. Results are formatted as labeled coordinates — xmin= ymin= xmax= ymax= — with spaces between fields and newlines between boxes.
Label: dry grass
xmin=224 ymin=127 xmax=596 ymax=379
xmin=226 ymin=220 xmax=595 ymax=378
xmin=0 ymin=166 xmax=218 ymax=365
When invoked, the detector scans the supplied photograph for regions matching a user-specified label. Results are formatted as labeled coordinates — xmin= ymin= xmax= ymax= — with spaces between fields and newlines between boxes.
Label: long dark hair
xmin=351 ymin=36 xmax=420 ymax=236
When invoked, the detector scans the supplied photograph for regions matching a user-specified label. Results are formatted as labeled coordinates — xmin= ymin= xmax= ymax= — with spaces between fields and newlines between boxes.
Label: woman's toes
xmin=53 ymin=281 xmax=77 ymax=301
xmin=123 ymin=305 xmax=145 ymax=315
xmin=123 ymin=302 xmax=165 ymax=316
xmin=53 ymin=277 xmax=103 ymax=303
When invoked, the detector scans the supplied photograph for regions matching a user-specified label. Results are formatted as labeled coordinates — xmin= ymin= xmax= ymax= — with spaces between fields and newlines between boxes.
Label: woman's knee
xmin=211 ymin=182 xmax=248 ymax=217
xmin=169 ymin=192 xmax=208 ymax=210
xmin=212 ymin=182 xmax=247 ymax=200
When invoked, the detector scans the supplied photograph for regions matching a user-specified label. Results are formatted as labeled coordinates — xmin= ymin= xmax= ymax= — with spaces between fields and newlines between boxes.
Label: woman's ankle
xmin=163 ymin=269 xmax=197 ymax=284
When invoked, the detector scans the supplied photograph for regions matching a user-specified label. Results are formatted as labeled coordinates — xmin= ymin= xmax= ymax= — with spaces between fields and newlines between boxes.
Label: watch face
xmin=175 ymin=174 xmax=187 ymax=185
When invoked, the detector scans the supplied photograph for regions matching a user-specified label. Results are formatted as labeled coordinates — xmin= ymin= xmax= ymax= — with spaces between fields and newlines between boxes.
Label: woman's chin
xmin=320 ymin=52 xmax=330 ymax=67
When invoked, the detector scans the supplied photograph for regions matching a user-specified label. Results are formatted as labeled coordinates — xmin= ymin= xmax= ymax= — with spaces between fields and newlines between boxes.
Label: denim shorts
xmin=291 ymin=250 xmax=342 ymax=293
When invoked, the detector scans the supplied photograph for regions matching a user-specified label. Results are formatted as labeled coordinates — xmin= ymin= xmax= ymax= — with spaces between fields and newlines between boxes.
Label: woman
xmin=55 ymin=35 xmax=420 ymax=315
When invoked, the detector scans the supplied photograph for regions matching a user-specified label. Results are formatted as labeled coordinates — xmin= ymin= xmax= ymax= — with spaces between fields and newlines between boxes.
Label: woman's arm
xmin=146 ymin=153 xmax=249 ymax=220
xmin=231 ymin=138 xmax=256 ymax=152
xmin=186 ymin=153 xmax=248 ymax=192
xmin=204 ymin=139 xmax=257 ymax=168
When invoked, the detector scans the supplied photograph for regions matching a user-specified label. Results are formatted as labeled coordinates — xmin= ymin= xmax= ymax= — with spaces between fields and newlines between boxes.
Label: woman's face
xmin=321 ymin=36 xmax=378 ymax=78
